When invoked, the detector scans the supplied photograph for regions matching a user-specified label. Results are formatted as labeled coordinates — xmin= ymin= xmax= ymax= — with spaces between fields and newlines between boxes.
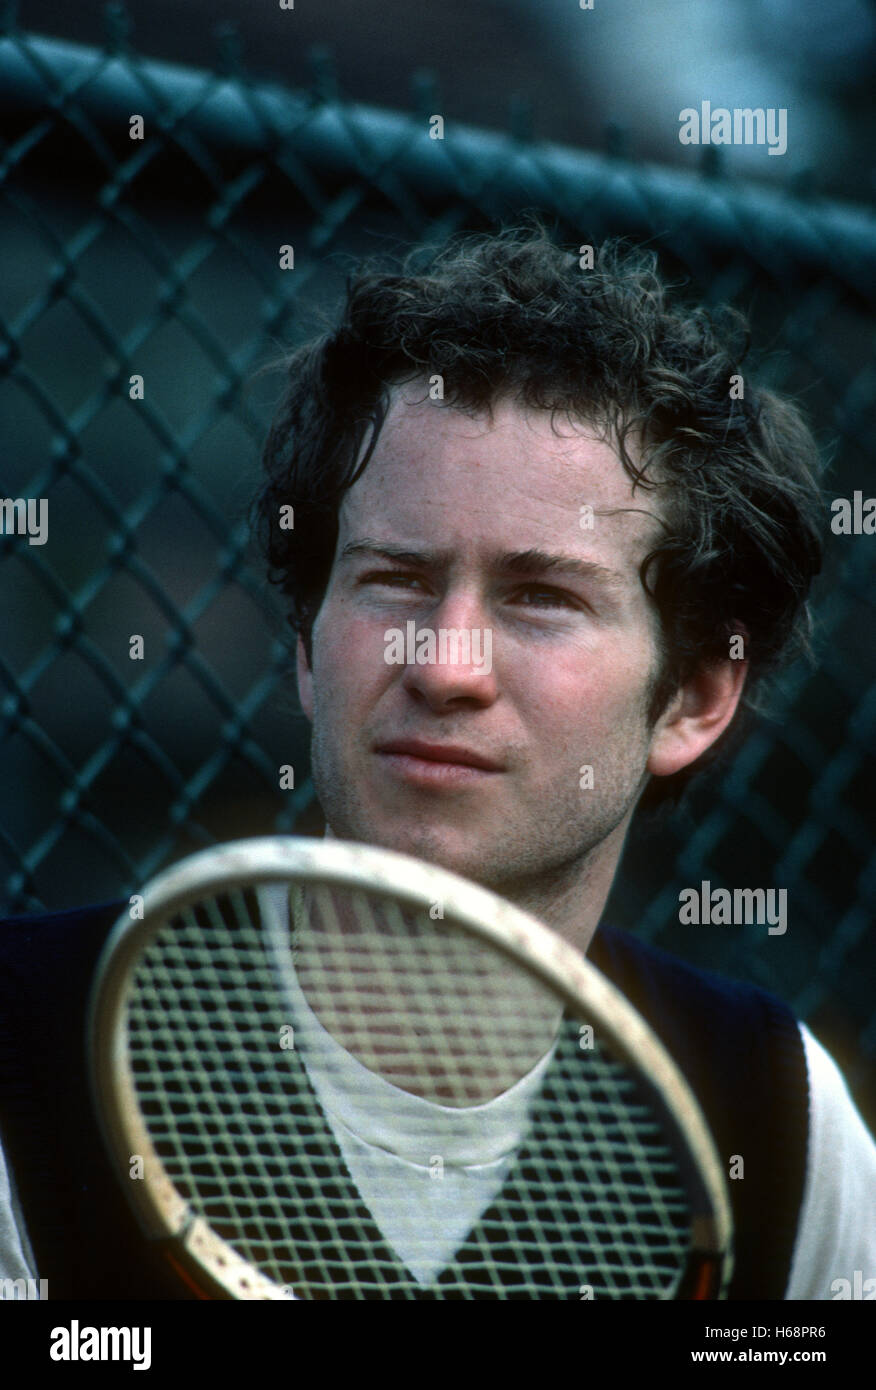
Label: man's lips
xmin=375 ymin=739 xmax=504 ymax=772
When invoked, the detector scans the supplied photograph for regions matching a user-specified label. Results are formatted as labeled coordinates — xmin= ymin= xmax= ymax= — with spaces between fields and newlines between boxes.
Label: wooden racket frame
xmin=89 ymin=835 xmax=734 ymax=1301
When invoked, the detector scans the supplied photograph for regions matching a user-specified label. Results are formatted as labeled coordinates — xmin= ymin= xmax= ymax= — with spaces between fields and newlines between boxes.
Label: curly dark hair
xmin=256 ymin=224 xmax=824 ymax=807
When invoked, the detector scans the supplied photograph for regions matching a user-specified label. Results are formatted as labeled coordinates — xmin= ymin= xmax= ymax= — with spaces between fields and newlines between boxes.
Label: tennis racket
xmin=88 ymin=835 xmax=733 ymax=1300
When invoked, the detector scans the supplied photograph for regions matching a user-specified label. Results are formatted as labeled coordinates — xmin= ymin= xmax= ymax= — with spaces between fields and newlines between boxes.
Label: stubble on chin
xmin=308 ymin=720 xmax=643 ymax=931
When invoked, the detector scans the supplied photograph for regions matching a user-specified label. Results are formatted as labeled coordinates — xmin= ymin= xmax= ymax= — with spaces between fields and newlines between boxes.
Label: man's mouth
xmin=374 ymin=738 xmax=504 ymax=785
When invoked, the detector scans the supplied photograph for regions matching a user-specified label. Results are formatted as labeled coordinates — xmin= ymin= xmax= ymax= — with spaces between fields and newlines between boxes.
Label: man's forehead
xmin=341 ymin=387 xmax=668 ymax=558
xmin=378 ymin=383 xmax=612 ymax=458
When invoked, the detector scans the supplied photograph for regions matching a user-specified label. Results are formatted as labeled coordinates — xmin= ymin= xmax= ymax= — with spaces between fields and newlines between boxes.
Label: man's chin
xmin=332 ymin=817 xmax=493 ymax=886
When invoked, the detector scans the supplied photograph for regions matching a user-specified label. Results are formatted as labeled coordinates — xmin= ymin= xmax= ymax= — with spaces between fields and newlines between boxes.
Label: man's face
xmin=298 ymin=385 xmax=670 ymax=908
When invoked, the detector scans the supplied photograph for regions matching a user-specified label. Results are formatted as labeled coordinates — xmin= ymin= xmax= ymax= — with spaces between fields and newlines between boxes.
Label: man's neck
xmin=320 ymin=816 xmax=629 ymax=957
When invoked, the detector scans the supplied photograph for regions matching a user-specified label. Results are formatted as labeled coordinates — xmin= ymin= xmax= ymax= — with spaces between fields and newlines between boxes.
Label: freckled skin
xmin=297 ymin=385 xmax=745 ymax=952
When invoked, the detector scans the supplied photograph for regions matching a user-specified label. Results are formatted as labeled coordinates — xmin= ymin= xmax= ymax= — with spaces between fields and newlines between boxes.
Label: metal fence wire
xmin=0 ymin=15 xmax=874 ymax=1122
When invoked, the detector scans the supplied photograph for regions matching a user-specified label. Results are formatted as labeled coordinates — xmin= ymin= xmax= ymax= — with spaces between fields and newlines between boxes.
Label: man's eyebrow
xmin=339 ymin=541 xmax=452 ymax=567
xmin=340 ymin=541 xmax=625 ymax=587
xmin=495 ymin=549 xmax=626 ymax=588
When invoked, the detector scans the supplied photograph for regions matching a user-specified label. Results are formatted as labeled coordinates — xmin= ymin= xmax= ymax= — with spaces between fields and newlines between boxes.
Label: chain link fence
xmin=1 ymin=15 xmax=874 ymax=1121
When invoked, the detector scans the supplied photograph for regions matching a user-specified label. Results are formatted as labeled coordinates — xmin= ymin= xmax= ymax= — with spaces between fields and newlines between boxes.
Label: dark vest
xmin=0 ymin=901 xmax=807 ymax=1299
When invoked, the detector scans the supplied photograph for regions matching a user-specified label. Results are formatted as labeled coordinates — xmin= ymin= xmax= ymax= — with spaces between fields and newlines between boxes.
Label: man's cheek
xmin=329 ymin=610 xmax=393 ymax=667
xmin=317 ymin=627 xmax=389 ymax=710
xmin=546 ymin=681 xmax=644 ymax=754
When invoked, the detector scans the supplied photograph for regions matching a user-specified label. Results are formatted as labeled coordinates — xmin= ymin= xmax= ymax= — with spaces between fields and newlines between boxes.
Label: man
xmin=1 ymin=226 xmax=873 ymax=1299
xmin=254 ymin=225 xmax=876 ymax=1298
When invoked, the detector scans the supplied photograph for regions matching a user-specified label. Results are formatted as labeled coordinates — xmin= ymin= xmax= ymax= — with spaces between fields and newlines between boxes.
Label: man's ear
xmin=647 ymin=657 xmax=748 ymax=779
xmin=296 ymin=635 xmax=314 ymax=723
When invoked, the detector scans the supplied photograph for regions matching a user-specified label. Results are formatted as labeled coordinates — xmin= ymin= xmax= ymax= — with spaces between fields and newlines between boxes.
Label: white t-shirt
xmin=786 ymin=1025 xmax=876 ymax=1299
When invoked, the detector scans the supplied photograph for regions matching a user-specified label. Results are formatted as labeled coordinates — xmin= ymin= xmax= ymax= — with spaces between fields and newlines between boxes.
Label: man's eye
xmin=513 ymin=587 xmax=577 ymax=610
xmin=363 ymin=571 xmax=424 ymax=590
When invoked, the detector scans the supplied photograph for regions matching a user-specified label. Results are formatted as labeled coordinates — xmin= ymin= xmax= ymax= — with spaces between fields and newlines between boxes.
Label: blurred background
xmin=15 ymin=0 xmax=876 ymax=200
xmin=0 ymin=0 xmax=874 ymax=1126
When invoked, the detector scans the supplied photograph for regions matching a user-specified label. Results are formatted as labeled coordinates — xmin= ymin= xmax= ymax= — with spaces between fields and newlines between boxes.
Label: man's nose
xmin=398 ymin=591 xmax=498 ymax=710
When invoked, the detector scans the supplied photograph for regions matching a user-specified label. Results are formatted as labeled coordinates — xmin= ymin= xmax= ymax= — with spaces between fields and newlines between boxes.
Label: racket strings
xmin=124 ymin=885 xmax=694 ymax=1298
xmin=286 ymin=884 xmax=564 ymax=1104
